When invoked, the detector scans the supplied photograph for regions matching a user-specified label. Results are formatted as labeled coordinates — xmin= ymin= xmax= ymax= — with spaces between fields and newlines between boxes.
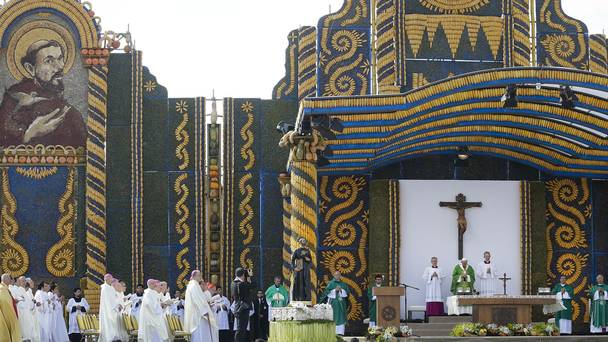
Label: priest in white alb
xmin=477 ymin=251 xmax=498 ymax=295
xmin=138 ymin=279 xmax=169 ymax=342
xmin=11 ymin=276 xmax=39 ymax=342
xmin=34 ymin=282 xmax=52 ymax=342
xmin=99 ymin=274 xmax=122 ymax=342
xmin=22 ymin=278 xmax=40 ymax=342
xmin=422 ymin=256 xmax=445 ymax=316
xmin=184 ymin=270 xmax=218 ymax=342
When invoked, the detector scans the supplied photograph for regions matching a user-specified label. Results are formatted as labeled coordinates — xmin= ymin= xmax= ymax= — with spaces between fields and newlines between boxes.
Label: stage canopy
xmin=297 ymin=67 xmax=608 ymax=178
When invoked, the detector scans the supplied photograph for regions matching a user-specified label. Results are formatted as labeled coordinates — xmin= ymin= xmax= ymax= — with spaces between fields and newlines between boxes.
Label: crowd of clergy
xmin=375 ymin=251 xmax=608 ymax=335
xmin=1 ymin=250 xmax=607 ymax=341
xmin=0 ymin=269 xmax=292 ymax=342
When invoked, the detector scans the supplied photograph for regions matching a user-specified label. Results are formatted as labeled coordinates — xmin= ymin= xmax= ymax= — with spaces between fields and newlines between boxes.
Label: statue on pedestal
xmin=290 ymin=237 xmax=312 ymax=302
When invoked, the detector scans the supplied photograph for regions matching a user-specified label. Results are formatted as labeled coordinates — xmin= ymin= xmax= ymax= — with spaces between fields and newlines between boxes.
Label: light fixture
xmin=276 ymin=121 xmax=295 ymax=134
xmin=454 ymin=146 xmax=470 ymax=167
xmin=559 ymin=85 xmax=578 ymax=109
xmin=457 ymin=146 xmax=470 ymax=160
xmin=501 ymin=84 xmax=518 ymax=108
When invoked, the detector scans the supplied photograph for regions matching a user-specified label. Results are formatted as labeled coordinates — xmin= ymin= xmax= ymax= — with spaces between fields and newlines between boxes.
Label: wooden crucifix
xmin=439 ymin=193 xmax=482 ymax=260
xmin=499 ymin=273 xmax=511 ymax=295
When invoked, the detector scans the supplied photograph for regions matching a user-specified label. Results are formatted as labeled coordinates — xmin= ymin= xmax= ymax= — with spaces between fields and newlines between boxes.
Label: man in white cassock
xmin=50 ymin=283 xmax=70 ymax=342
xmin=213 ymin=286 xmax=231 ymax=342
xmin=422 ymin=256 xmax=445 ymax=316
xmin=130 ymin=284 xmax=145 ymax=321
xmin=12 ymin=276 xmax=40 ymax=342
xmin=172 ymin=289 xmax=185 ymax=320
xmin=35 ymin=281 xmax=52 ymax=342
xmin=184 ymin=270 xmax=218 ymax=342
xmin=67 ymin=287 xmax=90 ymax=342
xmin=99 ymin=274 xmax=123 ymax=342
xmin=138 ymin=279 xmax=169 ymax=342
xmin=477 ymin=251 xmax=498 ymax=295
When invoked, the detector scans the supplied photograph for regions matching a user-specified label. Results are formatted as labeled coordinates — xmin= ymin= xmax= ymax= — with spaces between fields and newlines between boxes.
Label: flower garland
xmin=451 ymin=322 xmax=559 ymax=337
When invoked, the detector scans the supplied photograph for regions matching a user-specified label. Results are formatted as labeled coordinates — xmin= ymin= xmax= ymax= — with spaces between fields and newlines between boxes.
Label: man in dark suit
xmin=251 ymin=289 xmax=269 ymax=340
xmin=231 ymin=267 xmax=253 ymax=342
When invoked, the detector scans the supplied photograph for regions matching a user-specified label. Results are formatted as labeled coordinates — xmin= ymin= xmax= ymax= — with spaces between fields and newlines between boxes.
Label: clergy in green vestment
xmin=590 ymin=274 xmax=608 ymax=334
xmin=320 ymin=271 xmax=349 ymax=335
xmin=552 ymin=275 xmax=574 ymax=335
xmin=367 ymin=274 xmax=383 ymax=327
xmin=265 ymin=276 xmax=289 ymax=321
xmin=450 ymin=258 xmax=475 ymax=295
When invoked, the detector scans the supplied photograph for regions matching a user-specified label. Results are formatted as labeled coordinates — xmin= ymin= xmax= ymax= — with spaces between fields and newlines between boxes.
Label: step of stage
xmin=428 ymin=315 xmax=473 ymax=324
xmin=407 ymin=322 xmax=460 ymax=336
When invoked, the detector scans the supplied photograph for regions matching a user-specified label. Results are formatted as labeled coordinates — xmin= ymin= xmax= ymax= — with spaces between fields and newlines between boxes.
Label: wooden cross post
xmin=499 ymin=273 xmax=511 ymax=296
xmin=439 ymin=193 xmax=482 ymax=260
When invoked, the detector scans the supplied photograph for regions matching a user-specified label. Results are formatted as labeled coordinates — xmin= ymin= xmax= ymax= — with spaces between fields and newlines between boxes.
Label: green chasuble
xmin=320 ymin=280 xmax=349 ymax=326
xmin=265 ymin=284 xmax=290 ymax=307
xmin=450 ymin=264 xmax=475 ymax=295
xmin=367 ymin=285 xmax=380 ymax=322
xmin=551 ymin=283 xmax=574 ymax=322
xmin=590 ymin=284 xmax=608 ymax=328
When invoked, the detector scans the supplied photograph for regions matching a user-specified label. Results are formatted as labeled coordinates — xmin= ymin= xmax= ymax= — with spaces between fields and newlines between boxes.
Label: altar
xmin=452 ymin=295 xmax=558 ymax=325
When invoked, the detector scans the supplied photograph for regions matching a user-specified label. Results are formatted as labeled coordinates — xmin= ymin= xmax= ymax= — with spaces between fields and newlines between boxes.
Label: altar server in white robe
xmin=12 ymin=277 xmax=39 ymax=342
xmin=422 ymin=256 xmax=445 ymax=316
xmin=35 ymin=281 xmax=52 ymax=342
xmin=213 ymin=286 xmax=231 ymax=342
xmin=172 ymin=289 xmax=185 ymax=320
xmin=184 ymin=270 xmax=218 ymax=342
xmin=130 ymin=284 xmax=145 ymax=321
xmin=477 ymin=251 xmax=498 ymax=295
xmin=138 ymin=279 xmax=169 ymax=342
xmin=67 ymin=287 xmax=90 ymax=342
xmin=50 ymin=283 xmax=70 ymax=342
xmin=99 ymin=274 xmax=123 ymax=342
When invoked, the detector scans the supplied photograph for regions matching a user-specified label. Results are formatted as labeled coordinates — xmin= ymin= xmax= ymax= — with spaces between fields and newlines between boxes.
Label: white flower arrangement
xmin=271 ymin=302 xmax=333 ymax=321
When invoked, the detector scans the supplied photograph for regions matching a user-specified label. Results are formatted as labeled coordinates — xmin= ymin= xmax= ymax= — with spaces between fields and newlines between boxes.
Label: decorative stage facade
xmin=0 ymin=0 xmax=607 ymax=335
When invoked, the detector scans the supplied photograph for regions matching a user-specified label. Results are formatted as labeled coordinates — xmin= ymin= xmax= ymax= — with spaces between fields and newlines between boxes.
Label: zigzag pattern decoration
xmin=510 ymin=0 xmax=532 ymax=67
xmin=85 ymin=65 xmax=108 ymax=288
xmin=589 ymin=34 xmax=608 ymax=74
xmin=376 ymin=0 xmax=399 ymax=93
xmin=273 ymin=30 xmax=299 ymax=100
xmin=403 ymin=14 xmax=503 ymax=59
xmin=298 ymin=26 xmax=317 ymax=101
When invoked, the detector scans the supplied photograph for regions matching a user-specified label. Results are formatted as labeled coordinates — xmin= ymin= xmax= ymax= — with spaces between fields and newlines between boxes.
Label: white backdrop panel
xmin=399 ymin=180 xmax=521 ymax=318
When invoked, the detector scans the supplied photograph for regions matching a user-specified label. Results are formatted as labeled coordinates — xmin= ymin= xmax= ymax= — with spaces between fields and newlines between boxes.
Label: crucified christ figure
xmin=439 ymin=193 xmax=482 ymax=259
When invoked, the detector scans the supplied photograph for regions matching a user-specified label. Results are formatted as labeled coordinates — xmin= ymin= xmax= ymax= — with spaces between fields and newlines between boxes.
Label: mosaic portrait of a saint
xmin=0 ymin=20 xmax=88 ymax=148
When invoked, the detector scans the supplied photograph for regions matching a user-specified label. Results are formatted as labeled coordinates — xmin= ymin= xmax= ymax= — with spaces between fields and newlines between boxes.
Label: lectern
xmin=372 ymin=286 xmax=406 ymax=328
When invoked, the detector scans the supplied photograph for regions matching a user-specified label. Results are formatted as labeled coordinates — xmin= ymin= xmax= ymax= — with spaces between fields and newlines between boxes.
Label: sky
xmin=91 ymin=0 xmax=608 ymax=100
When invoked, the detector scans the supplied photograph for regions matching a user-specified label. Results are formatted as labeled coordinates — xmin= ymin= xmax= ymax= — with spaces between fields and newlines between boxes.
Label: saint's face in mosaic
xmin=0 ymin=39 xmax=86 ymax=148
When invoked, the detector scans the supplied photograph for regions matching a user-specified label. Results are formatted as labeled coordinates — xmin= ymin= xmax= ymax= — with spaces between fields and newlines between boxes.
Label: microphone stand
xmin=399 ymin=283 xmax=420 ymax=322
